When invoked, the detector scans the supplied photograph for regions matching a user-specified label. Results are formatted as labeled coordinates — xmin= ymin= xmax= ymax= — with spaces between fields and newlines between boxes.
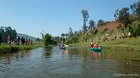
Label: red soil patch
xmin=82 ymin=21 xmax=123 ymax=38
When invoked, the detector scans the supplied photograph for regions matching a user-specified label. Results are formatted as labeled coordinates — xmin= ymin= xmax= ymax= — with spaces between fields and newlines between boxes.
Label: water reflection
xmin=58 ymin=49 xmax=69 ymax=56
xmin=90 ymin=51 xmax=102 ymax=59
xmin=0 ymin=50 xmax=30 ymax=64
xmin=43 ymin=47 xmax=52 ymax=58
xmin=0 ymin=47 xmax=139 ymax=78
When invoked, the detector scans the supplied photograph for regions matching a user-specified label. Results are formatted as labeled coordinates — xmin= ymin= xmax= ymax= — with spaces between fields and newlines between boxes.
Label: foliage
xmin=82 ymin=25 xmax=88 ymax=33
xmin=81 ymin=9 xmax=89 ymax=26
xmin=127 ymin=20 xmax=140 ymax=36
xmin=61 ymin=33 xmax=65 ymax=38
xmin=41 ymin=33 xmax=57 ymax=46
xmin=81 ymin=9 xmax=89 ymax=33
xmin=68 ymin=27 xmax=73 ymax=37
xmin=0 ymin=26 xmax=17 ymax=42
xmin=114 ymin=7 xmax=130 ymax=27
xmin=89 ymin=20 xmax=95 ymax=30
xmin=130 ymin=1 xmax=140 ymax=19
xmin=97 ymin=19 xmax=105 ymax=26
xmin=66 ymin=1 xmax=140 ymax=46
xmin=36 ymin=38 xmax=42 ymax=41
xmin=65 ymin=37 xmax=79 ymax=44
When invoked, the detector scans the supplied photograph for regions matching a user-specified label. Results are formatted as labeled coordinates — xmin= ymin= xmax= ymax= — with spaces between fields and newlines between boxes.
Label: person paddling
xmin=93 ymin=42 xmax=99 ymax=48
xmin=90 ymin=42 xmax=94 ymax=48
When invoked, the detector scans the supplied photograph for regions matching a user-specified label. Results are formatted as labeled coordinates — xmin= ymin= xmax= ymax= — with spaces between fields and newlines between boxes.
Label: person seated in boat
xmin=59 ymin=44 xmax=61 ymax=48
xmin=90 ymin=42 xmax=94 ymax=48
xmin=61 ymin=43 xmax=65 ymax=48
xmin=93 ymin=42 xmax=99 ymax=48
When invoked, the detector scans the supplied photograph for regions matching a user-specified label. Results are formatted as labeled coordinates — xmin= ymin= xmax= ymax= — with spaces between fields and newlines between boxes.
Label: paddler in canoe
xmin=90 ymin=41 xmax=99 ymax=48
xmin=90 ymin=41 xmax=102 ymax=51
xmin=59 ymin=43 xmax=65 ymax=49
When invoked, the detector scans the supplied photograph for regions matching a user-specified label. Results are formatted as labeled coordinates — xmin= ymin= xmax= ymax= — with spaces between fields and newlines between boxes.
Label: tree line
xmin=0 ymin=26 xmax=17 ymax=43
xmin=60 ymin=0 xmax=140 ymax=44
xmin=114 ymin=0 xmax=140 ymax=36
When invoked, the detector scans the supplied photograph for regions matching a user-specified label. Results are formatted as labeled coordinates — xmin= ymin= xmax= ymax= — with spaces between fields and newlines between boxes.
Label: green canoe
xmin=90 ymin=46 xmax=102 ymax=51
xmin=61 ymin=47 xmax=65 ymax=49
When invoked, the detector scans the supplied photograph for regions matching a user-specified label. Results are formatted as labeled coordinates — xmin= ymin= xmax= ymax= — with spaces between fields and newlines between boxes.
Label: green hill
xmin=17 ymin=33 xmax=36 ymax=41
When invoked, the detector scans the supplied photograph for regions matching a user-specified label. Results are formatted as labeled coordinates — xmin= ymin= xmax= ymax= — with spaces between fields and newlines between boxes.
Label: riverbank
xmin=68 ymin=36 xmax=140 ymax=51
xmin=0 ymin=42 xmax=44 ymax=54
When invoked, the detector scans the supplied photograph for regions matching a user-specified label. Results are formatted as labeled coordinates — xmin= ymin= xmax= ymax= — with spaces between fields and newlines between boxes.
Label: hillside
xmin=68 ymin=21 xmax=140 ymax=50
xmin=17 ymin=33 xmax=36 ymax=41
xmin=81 ymin=21 xmax=122 ymax=39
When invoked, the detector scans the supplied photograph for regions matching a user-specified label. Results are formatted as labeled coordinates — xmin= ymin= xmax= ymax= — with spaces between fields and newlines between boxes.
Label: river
xmin=0 ymin=46 xmax=140 ymax=78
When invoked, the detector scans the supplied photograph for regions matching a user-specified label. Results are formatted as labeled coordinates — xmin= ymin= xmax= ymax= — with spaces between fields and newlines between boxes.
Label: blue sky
xmin=0 ymin=0 xmax=139 ymax=38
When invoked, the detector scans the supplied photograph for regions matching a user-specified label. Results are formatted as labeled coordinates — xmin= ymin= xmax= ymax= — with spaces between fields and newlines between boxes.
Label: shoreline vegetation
xmin=68 ymin=37 xmax=140 ymax=51
xmin=60 ymin=1 xmax=140 ymax=52
xmin=0 ymin=42 xmax=44 ymax=54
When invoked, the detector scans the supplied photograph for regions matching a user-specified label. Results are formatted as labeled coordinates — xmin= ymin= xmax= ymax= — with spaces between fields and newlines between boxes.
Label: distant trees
xmin=61 ymin=33 xmax=65 ymax=38
xmin=89 ymin=20 xmax=95 ymax=30
xmin=130 ymin=1 xmax=140 ymax=19
xmin=40 ymin=33 xmax=57 ymax=46
xmin=82 ymin=25 xmax=88 ymax=33
xmin=0 ymin=26 xmax=17 ymax=43
xmin=97 ymin=19 xmax=105 ymax=26
xmin=68 ymin=27 xmax=73 ymax=37
xmin=114 ymin=0 xmax=140 ymax=36
xmin=81 ymin=9 xmax=89 ymax=33
xmin=114 ymin=7 xmax=130 ymax=27
xmin=64 ymin=0 xmax=140 ymax=44
xmin=36 ymin=38 xmax=42 ymax=41
xmin=127 ymin=20 xmax=140 ymax=36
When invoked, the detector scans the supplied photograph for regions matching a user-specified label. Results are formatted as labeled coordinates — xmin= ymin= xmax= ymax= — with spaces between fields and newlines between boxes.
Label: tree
xmin=61 ymin=33 xmax=65 ymax=43
xmin=65 ymin=33 xmax=69 ymax=39
xmin=97 ymin=19 xmax=105 ymax=26
xmin=81 ymin=9 xmax=89 ymax=33
xmin=82 ymin=25 xmax=88 ymax=33
xmin=36 ymin=38 xmax=42 ymax=41
xmin=114 ymin=9 xmax=119 ymax=20
xmin=136 ymin=1 xmax=140 ymax=17
xmin=0 ymin=26 xmax=17 ymax=42
xmin=130 ymin=3 xmax=137 ymax=14
xmin=61 ymin=33 xmax=65 ymax=38
xmin=89 ymin=20 xmax=95 ymax=30
xmin=68 ymin=27 xmax=73 ymax=37
xmin=135 ymin=1 xmax=140 ymax=19
xmin=127 ymin=20 xmax=140 ymax=36
xmin=114 ymin=7 xmax=130 ymax=27
xmin=81 ymin=9 xmax=89 ymax=26
xmin=41 ymin=33 xmax=57 ymax=46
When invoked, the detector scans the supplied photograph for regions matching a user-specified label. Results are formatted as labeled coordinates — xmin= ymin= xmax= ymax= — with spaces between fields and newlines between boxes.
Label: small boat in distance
xmin=59 ymin=43 xmax=66 ymax=49
xmin=90 ymin=46 xmax=102 ymax=51
xmin=60 ymin=47 xmax=65 ymax=49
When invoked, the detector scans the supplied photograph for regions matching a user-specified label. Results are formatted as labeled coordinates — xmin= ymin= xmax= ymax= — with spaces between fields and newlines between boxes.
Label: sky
xmin=0 ymin=0 xmax=139 ymax=38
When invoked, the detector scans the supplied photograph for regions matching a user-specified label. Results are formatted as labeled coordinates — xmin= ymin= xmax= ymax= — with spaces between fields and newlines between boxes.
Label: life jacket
xmin=94 ymin=43 xmax=98 ymax=48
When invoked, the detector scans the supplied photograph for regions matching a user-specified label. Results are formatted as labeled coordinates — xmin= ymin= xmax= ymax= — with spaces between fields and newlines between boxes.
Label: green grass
xmin=0 ymin=41 xmax=44 ymax=54
xmin=69 ymin=36 xmax=140 ymax=51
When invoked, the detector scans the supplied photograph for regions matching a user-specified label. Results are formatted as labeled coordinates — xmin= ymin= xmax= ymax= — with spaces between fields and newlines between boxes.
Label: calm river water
xmin=0 ymin=46 xmax=140 ymax=78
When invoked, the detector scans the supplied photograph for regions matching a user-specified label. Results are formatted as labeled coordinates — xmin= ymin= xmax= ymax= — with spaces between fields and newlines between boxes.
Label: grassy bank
xmin=0 ymin=42 xmax=44 ymax=54
xmin=68 ymin=36 xmax=140 ymax=51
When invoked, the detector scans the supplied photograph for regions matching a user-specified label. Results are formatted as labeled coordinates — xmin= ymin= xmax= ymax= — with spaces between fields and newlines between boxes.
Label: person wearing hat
xmin=90 ymin=41 xmax=94 ymax=48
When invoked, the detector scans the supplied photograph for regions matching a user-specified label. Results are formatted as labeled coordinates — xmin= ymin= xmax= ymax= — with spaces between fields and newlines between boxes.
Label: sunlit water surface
xmin=0 ymin=46 xmax=140 ymax=78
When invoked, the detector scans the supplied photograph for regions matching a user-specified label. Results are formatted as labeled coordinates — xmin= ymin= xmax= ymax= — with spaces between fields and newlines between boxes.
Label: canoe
xmin=90 ymin=46 xmax=102 ymax=51
xmin=60 ymin=47 xmax=65 ymax=49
